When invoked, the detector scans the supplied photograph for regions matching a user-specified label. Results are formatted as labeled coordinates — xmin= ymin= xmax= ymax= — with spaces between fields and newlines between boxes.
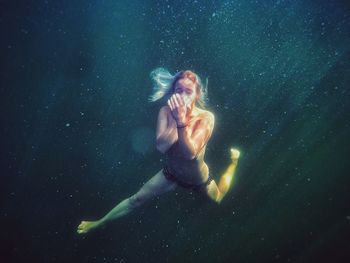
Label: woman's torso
xmin=164 ymin=108 xmax=210 ymax=184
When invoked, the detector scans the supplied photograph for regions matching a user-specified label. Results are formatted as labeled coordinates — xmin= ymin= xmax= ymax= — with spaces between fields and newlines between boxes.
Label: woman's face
xmin=173 ymin=72 xmax=198 ymax=108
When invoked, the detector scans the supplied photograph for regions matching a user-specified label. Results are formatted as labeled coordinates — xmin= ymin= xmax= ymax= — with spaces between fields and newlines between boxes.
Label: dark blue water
xmin=1 ymin=0 xmax=350 ymax=262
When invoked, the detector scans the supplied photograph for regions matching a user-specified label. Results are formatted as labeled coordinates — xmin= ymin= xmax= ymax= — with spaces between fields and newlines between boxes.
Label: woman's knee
xmin=129 ymin=192 xmax=150 ymax=208
xmin=204 ymin=182 xmax=222 ymax=204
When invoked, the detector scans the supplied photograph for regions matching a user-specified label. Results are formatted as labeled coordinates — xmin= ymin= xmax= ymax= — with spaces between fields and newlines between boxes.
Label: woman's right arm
xmin=156 ymin=106 xmax=178 ymax=153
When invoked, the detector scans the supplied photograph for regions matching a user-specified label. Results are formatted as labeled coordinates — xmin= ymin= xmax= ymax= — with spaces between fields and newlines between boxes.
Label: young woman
xmin=77 ymin=68 xmax=240 ymax=234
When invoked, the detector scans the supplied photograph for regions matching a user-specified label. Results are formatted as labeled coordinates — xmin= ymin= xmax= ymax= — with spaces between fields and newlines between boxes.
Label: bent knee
xmin=215 ymin=192 xmax=224 ymax=204
xmin=129 ymin=192 xmax=150 ymax=208
xmin=129 ymin=195 xmax=143 ymax=208
xmin=207 ymin=190 xmax=222 ymax=204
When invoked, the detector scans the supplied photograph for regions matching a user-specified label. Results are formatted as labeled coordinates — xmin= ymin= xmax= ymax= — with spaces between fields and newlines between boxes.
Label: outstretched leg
xmin=77 ymin=169 xmax=177 ymax=234
xmin=205 ymin=148 xmax=240 ymax=204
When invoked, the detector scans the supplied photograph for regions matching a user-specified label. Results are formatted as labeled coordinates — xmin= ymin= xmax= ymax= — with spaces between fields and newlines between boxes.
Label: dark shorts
xmin=163 ymin=165 xmax=214 ymax=192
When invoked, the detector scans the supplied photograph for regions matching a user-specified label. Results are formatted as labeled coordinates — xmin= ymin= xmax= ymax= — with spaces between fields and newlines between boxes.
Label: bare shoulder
xmin=160 ymin=105 xmax=171 ymax=114
xmin=159 ymin=105 xmax=172 ymax=117
xmin=198 ymin=109 xmax=215 ymax=126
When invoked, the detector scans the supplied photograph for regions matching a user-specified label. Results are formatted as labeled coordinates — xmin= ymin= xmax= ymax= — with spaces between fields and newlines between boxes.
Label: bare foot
xmin=77 ymin=220 xmax=101 ymax=234
xmin=230 ymin=148 xmax=240 ymax=162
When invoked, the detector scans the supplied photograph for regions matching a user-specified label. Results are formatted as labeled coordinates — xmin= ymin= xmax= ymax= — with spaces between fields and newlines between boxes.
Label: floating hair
xmin=149 ymin=67 xmax=209 ymax=109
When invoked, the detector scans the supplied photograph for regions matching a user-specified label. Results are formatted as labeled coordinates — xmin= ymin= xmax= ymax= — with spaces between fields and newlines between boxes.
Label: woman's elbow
xmin=156 ymin=139 xmax=168 ymax=154
xmin=183 ymin=151 xmax=197 ymax=160
xmin=184 ymin=144 xmax=200 ymax=160
xmin=156 ymin=143 xmax=166 ymax=154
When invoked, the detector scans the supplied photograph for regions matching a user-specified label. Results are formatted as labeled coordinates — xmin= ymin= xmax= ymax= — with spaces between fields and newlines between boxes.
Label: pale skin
xmin=77 ymin=71 xmax=240 ymax=234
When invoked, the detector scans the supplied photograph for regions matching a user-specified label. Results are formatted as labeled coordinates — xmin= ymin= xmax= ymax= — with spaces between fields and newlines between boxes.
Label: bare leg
xmin=205 ymin=148 xmax=240 ymax=204
xmin=77 ymin=169 xmax=177 ymax=234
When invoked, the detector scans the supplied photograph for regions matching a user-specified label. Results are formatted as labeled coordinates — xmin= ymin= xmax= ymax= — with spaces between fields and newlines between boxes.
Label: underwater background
xmin=1 ymin=0 xmax=350 ymax=262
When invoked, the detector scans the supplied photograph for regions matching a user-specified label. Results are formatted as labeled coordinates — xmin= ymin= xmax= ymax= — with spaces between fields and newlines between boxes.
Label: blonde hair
xmin=148 ymin=67 xmax=208 ymax=109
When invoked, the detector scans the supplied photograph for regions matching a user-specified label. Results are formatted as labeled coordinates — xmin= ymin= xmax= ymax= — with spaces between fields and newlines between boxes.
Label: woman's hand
xmin=167 ymin=94 xmax=187 ymax=125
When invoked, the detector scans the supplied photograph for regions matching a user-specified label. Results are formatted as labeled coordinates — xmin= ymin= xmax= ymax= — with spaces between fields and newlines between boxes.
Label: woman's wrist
xmin=176 ymin=120 xmax=188 ymax=128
